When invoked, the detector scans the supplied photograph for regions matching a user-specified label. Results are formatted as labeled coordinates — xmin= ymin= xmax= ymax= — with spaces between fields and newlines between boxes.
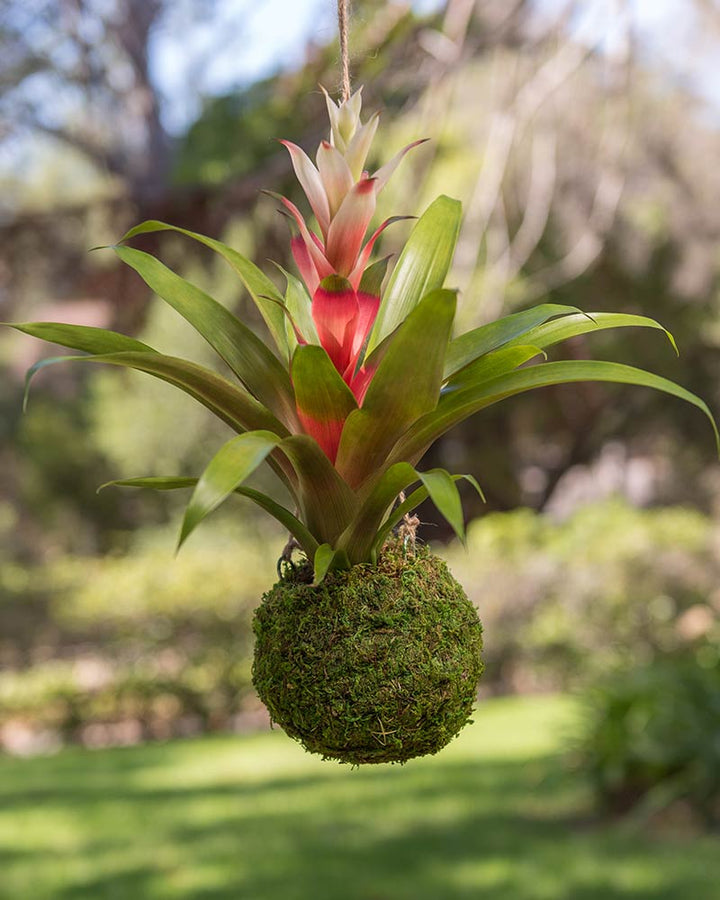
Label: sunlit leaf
xmin=390 ymin=359 xmax=720 ymax=466
xmin=365 ymin=195 xmax=461 ymax=357
xmin=443 ymin=303 xmax=581 ymax=379
xmin=505 ymin=312 xmax=678 ymax=356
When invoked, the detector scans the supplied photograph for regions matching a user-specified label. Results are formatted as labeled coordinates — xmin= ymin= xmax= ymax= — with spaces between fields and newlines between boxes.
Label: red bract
xmin=277 ymin=87 xmax=425 ymax=448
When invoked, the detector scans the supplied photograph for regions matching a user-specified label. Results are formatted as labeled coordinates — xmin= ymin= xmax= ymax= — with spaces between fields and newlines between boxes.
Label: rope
xmin=337 ymin=0 xmax=352 ymax=101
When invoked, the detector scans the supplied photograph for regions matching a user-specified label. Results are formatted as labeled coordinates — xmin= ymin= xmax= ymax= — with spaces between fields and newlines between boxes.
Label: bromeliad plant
xmin=9 ymin=88 xmax=717 ymax=764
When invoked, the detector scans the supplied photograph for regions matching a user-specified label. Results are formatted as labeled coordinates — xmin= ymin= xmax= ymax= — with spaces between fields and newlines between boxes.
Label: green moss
xmin=252 ymin=542 xmax=483 ymax=765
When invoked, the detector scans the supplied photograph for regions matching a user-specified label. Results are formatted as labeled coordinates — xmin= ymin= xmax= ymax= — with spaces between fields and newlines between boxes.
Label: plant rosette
xmin=7 ymin=88 xmax=717 ymax=764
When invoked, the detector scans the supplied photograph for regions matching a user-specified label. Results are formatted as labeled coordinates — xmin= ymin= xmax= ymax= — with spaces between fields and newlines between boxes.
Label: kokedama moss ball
xmin=252 ymin=542 xmax=483 ymax=765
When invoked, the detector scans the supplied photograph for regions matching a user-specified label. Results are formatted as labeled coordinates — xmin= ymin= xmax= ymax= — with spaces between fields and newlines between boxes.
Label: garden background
xmin=0 ymin=0 xmax=719 ymax=897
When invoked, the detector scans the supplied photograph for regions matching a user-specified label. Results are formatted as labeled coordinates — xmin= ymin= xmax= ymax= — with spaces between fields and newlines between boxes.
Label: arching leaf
xmin=390 ymin=360 xmax=720 ymax=466
xmin=178 ymin=431 xmax=282 ymax=548
xmin=119 ymin=220 xmax=289 ymax=354
xmin=114 ymin=245 xmax=297 ymax=427
xmin=101 ymin=476 xmax=318 ymax=559
xmin=339 ymin=461 xmax=483 ymax=563
xmin=6 ymin=322 xmax=155 ymax=354
xmin=24 ymin=350 xmax=286 ymax=436
xmin=506 ymin=312 xmax=678 ymax=355
xmin=365 ymin=195 xmax=461 ymax=356
xmin=443 ymin=345 xmax=545 ymax=393
xmin=371 ymin=473 xmax=484 ymax=557
xmin=443 ymin=303 xmax=581 ymax=379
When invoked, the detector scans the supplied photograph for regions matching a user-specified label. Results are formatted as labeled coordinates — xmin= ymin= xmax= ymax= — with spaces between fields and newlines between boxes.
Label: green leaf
xmin=391 ymin=359 xmax=720 ymax=466
xmin=443 ymin=345 xmax=544 ymax=393
xmin=178 ymin=431 xmax=282 ymax=548
xmin=505 ymin=312 xmax=678 ymax=355
xmin=358 ymin=255 xmax=391 ymax=297
xmin=417 ymin=468 xmax=465 ymax=542
xmin=100 ymin=476 xmax=319 ymax=558
xmin=24 ymin=351 xmax=287 ymax=436
xmin=336 ymin=289 xmax=457 ymax=489
xmin=462 ymin=473 xmax=486 ymax=504
xmin=365 ymin=196 xmax=461 ymax=357
xmin=312 ymin=544 xmax=335 ymax=586
xmin=312 ymin=544 xmax=350 ymax=586
xmin=119 ymin=220 xmax=288 ymax=355
xmin=5 ymin=322 xmax=155 ymax=354
xmin=114 ymin=245 xmax=297 ymax=427
xmin=443 ymin=303 xmax=582 ymax=379
xmin=99 ymin=476 xmax=198 ymax=492
xmin=279 ymin=435 xmax=357 ymax=546
xmin=291 ymin=343 xmax=357 ymax=429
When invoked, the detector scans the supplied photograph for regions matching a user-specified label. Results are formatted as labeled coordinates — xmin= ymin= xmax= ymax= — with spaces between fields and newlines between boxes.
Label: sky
xmin=153 ymin=0 xmax=720 ymax=133
xmin=154 ymin=0 xmax=445 ymax=132
xmin=2 ymin=0 xmax=718 ymax=193
xmin=539 ymin=0 xmax=720 ymax=113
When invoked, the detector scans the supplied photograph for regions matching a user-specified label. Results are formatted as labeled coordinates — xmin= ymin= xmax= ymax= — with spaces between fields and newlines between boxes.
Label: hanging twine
xmin=337 ymin=0 xmax=352 ymax=101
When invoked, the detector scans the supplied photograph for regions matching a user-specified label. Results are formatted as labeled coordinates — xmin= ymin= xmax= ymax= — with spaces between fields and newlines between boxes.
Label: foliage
xmin=574 ymin=655 xmax=720 ymax=827
xmin=7 ymin=87 xmax=715 ymax=581
xmin=253 ymin=541 xmax=483 ymax=764
xmin=2 ymin=498 xmax=717 ymax=751
xmin=0 ymin=526 xmax=277 ymax=748
xmin=442 ymin=498 xmax=720 ymax=689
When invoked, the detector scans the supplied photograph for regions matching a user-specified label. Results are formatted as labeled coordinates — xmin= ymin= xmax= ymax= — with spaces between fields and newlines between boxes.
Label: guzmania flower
xmin=276 ymin=88 xmax=425 ymax=452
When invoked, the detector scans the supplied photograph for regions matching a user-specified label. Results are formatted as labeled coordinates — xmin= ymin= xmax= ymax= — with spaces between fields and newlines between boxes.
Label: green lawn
xmin=0 ymin=695 xmax=718 ymax=900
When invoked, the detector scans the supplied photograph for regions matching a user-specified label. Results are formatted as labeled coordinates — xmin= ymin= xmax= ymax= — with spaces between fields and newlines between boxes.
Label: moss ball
xmin=252 ymin=542 xmax=483 ymax=765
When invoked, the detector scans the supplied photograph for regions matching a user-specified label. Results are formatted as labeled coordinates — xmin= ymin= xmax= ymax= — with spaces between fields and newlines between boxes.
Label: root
xmin=397 ymin=490 xmax=421 ymax=554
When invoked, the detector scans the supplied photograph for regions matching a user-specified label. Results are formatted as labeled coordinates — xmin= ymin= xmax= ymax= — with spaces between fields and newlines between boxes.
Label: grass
xmin=0 ymin=695 xmax=718 ymax=900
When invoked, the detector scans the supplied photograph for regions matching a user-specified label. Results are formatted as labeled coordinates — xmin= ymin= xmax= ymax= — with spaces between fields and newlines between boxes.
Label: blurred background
xmin=1 ymin=0 xmax=719 ymax=897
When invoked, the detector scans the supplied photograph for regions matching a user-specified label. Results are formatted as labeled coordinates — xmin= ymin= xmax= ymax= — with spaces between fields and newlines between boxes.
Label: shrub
xmin=442 ymin=498 xmax=720 ymax=690
xmin=573 ymin=654 xmax=720 ymax=827
xmin=0 ymin=523 xmax=279 ymax=750
xmin=3 ymin=499 xmax=719 ymax=752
